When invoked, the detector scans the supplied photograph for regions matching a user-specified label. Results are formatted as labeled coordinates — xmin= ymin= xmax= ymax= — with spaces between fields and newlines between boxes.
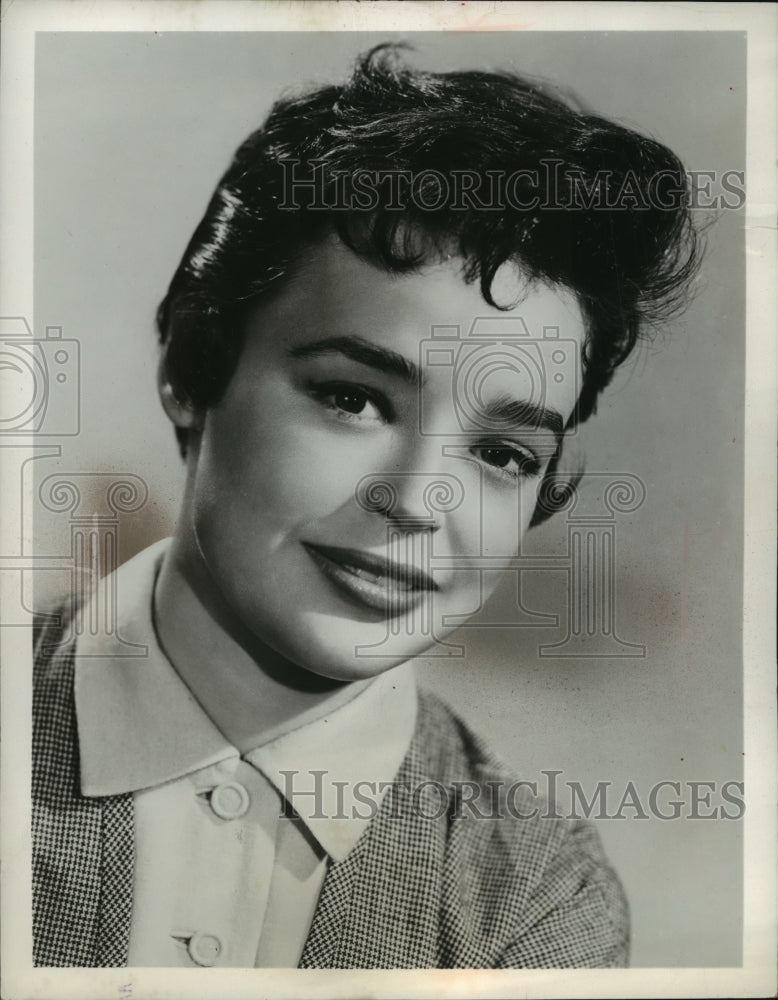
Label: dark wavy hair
xmin=156 ymin=44 xmax=700 ymax=523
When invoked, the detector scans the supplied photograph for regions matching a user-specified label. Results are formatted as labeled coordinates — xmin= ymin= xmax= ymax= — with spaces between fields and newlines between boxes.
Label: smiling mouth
xmin=302 ymin=542 xmax=438 ymax=616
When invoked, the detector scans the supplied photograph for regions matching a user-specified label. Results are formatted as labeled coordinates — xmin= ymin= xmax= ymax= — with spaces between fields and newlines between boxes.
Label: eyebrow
xmin=287 ymin=336 xmax=423 ymax=388
xmin=481 ymin=395 xmax=565 ymax=448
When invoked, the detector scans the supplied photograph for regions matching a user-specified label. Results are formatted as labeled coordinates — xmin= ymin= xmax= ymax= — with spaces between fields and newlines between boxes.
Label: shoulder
xmin=409 ymin=689 xmax=631 ymax=967
xmin=33 ymin=599 xmax=79 ymax=691
xmin=412 ymin=687 xmax=507 ymax=782
xmin=32 ymin=599 xmax=80 ymax=780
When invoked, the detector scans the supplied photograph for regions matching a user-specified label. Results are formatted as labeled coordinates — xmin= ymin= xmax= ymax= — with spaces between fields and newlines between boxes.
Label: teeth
xmin=350 ymin=565 xmax=381 ymax=585
xmin=345 ymin=564 xmax=414 ymax=591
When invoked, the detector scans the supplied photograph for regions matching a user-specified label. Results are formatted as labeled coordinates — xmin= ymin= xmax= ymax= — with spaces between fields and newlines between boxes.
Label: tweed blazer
xmin=32 ymin=609 xmax=629 ymax=969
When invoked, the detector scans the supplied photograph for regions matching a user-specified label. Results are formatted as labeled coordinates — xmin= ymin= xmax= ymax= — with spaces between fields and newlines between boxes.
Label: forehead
xmin=252 ymin=234 xmax=586 ymax=350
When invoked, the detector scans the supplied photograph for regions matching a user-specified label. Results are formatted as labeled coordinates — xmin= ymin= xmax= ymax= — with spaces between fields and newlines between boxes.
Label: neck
xmin=153 ymin=529 xmax=371 ymax=752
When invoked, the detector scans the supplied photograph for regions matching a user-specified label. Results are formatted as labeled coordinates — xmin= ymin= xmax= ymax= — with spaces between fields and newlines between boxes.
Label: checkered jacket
xmin=32 ymin=609 xmax=629 ymax=969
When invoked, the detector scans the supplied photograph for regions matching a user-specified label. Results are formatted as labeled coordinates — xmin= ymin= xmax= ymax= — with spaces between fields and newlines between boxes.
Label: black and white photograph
xmin=1 ymin=2 xmax=775 ymax=998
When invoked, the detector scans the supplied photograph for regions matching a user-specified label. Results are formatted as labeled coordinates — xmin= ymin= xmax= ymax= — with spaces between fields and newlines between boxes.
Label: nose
xmin=354 ymin=470 xmax=465 ymax=532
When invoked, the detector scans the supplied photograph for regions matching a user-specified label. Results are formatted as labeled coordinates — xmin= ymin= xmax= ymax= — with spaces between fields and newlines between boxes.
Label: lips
xmin=302 ymin=542 xmax=438 ymax=616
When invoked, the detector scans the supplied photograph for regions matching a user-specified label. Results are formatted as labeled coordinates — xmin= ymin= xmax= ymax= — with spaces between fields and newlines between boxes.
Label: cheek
xmin=446 ymin=479 xmax=539 ymax=562
xmin=192 ymin=385 xmax=381 ymax=536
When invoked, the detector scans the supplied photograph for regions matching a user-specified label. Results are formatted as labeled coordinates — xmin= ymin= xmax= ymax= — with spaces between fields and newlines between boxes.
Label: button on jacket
xmin=32 ymin=544 xmax=630 ymax=968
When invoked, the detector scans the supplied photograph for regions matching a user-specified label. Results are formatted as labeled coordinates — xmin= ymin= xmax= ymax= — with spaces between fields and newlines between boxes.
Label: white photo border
xmin=1 ymin=2 xmax=775 ymax=998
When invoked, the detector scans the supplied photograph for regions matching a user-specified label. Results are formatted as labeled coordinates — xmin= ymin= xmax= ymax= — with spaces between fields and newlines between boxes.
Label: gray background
xmin=34 ymin=31 xmax=745 ymax=966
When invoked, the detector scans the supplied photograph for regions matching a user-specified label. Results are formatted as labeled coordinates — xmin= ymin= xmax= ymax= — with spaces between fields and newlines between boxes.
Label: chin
xmin=275 ymin=612 xmax=437 ymax=682
xmin=301 ymin=656 xmax=407 ymax=684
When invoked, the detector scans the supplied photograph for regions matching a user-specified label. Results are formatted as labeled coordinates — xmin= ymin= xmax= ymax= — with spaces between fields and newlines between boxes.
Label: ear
xmin=157 ymin=357 xmax=203 ymax=432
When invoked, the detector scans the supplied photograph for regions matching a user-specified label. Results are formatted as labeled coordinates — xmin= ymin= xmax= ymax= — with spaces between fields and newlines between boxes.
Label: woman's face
xmin=182 ymin=236 xmax=586 ymax=680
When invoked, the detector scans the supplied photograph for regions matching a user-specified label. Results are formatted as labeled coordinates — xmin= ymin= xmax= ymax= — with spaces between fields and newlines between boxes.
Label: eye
xmin=473 ymin=443 xmax=541 ymax=481
xmin=332 ymin=388 xmax=371 ymax=415
xmin=311 ymin=381 xmax=392 ymax=425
